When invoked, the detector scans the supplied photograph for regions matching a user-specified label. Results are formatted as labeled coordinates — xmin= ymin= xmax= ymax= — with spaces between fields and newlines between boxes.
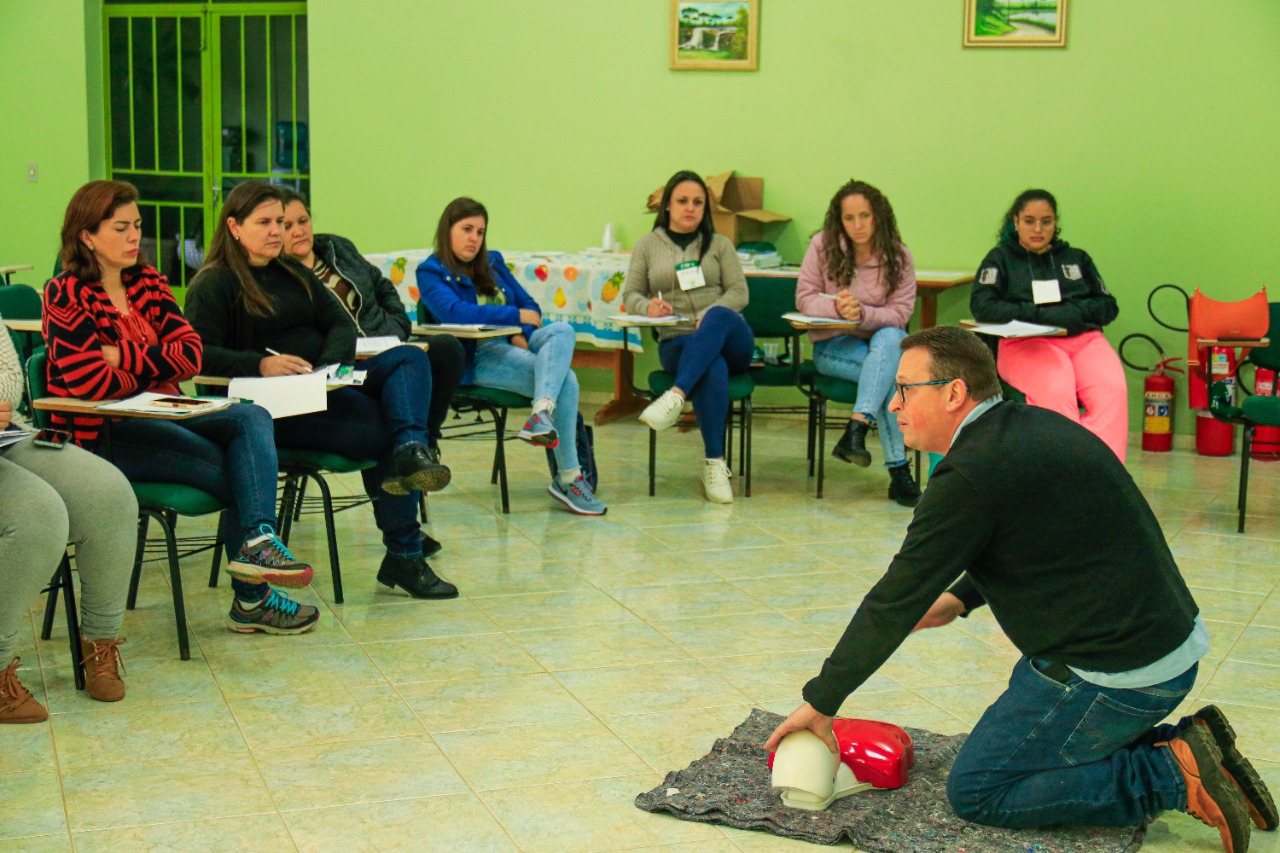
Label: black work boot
xmin=832 ymin=419 xmax=872 ymax=467
xmin=887 ymin=463 xmax=921 ymax=507
xmin=381 ymin=444 xmax=452 ymax=495
xmin=377 ymin=554 xmax=459 ymax=599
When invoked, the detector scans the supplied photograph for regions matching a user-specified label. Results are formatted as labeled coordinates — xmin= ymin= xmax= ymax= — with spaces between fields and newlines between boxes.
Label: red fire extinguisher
xmin=1142 ymin=357 xmax=1183 ymax=452
xmin=1252 ymin=367 xmax=1280 ymax=460
xmin=1196 ymin=346 xmax=1237 ymax=456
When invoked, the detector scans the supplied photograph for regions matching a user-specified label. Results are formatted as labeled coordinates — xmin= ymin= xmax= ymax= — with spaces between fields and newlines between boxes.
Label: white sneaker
xmin=640 ymin=390 xmax=685 ymax=432
xmin=702 ymin=458 xmax=734 ymax=503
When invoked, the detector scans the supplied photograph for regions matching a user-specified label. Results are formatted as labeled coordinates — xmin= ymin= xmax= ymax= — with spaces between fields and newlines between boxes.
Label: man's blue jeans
xmin=275 ymin=345 xmax=432 ymax=559
xmin=657 ymin=306 xmax=754 ymax=458
xmin=812 ymin=327 xmax=907 ymax=466
xmin=473 ymin=322 xmax=582 ymax=473
xmin=947 ymin=655 xmax=1196 ymax=828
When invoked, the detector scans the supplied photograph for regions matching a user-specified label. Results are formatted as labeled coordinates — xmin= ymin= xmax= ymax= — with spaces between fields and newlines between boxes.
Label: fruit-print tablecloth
xmin=363 ymin=249 xmax=640 ymax=351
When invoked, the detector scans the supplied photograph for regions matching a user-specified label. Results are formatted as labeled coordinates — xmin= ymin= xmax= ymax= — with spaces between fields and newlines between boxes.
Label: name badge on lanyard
xmin=1031 ymin=279 xmax=1062 ymax=305
xmin=675 ymin=260 xmax=707 ymax=291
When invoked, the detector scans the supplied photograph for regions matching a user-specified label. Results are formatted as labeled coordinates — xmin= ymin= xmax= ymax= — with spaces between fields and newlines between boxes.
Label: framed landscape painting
xmin=670 ymin=0 xmax=759 ymax=71
xmin=964 ymin=0 xmax=1069 ymax=48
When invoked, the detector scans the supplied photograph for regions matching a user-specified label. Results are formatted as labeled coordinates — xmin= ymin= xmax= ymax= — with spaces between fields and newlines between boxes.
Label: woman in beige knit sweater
xmin=623 ymin=170 xmax=753 ymax=503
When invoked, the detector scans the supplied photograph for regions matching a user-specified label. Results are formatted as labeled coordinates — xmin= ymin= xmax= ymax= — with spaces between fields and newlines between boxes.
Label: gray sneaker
xmin=548 ymin=475 xmax=606 ymax=516
xmin=226 ymin=589 xmax=320 ymax=635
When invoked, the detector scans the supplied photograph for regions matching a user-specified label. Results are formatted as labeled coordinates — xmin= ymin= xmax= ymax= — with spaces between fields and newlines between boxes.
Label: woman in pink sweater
xmin=795 ymin=180 xmax=920 ymax=506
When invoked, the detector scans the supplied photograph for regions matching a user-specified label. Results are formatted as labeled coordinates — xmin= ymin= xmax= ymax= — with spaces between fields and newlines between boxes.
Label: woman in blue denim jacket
xmin=415 ymin=197 xmax=605 ymax=516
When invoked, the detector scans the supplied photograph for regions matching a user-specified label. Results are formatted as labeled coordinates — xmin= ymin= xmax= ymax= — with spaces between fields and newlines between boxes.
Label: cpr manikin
xmin=769 ymin=718 xmax=914 ymax=811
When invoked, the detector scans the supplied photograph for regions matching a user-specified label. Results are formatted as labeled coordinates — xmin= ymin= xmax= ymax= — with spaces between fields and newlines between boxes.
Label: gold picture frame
xmin=670 ymin=0 xmax=759 ymax=71
xmin=963 ymin=0 xmax=1069 ymax=48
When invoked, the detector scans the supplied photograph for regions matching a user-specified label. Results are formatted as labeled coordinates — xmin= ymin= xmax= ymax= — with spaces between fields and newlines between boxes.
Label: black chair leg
xmin=147 ymin=509 xmax=190 ymax=661
xmin=1238 ymin=426 xmax=1252 ymax=533
xmin=744 ymin=398 xmax=753 ymax=497
xmin=309 ymin=472 xmax=345 ymax=605
xmin=59 ymin=556 xmax=85 ymax=691
xmin=41 ymin=567 xmax=60 ymax=640
xmin=494 ymin=408 xmax=510 ymax=514
xmin=208 ymin=510 xmax=227 ymax=588
xmin=489 ymin=406 xmax=503 ymax=485
xmin=127 ymin=513 xmax=150 ymax=610
xmin=806 ymin=396 xmax=818 ymax=477
xmin=648 ymin=427 xmax=657 ymax=497
xmin=278 ymin=474 xmax=300 ymax=546
xmin=817 ymin=398 xmax=828 ymax=499
xmin=737 ymin=400 xmax=747 ymax=479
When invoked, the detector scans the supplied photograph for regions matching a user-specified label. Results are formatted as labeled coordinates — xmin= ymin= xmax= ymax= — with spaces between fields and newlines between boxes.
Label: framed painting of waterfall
xmin=964 ymin=0 xmax=1069 ymax=48
xmin=670 ymin=0 xmax=759 ymax=70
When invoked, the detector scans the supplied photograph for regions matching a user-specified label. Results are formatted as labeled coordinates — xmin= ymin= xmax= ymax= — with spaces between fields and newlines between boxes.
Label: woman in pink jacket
xmin=795 ymin=180 xmax=920 ymax=506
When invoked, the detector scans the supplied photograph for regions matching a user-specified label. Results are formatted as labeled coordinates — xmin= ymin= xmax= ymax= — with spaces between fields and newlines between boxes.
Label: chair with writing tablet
xmin=27 ymin=350 xmax=223 ymax=661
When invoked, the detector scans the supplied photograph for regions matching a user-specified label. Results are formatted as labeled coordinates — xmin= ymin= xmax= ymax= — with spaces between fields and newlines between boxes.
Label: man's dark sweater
xmin=185 ymin=260 xmax=356 ymax=377
xmin=803 ymin=401 xmax=1198 ymax=717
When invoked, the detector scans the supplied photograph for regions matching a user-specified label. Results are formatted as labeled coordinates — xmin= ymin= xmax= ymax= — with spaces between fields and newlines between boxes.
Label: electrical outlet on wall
xmin=27 ymin=163 xmax=38 ymax=182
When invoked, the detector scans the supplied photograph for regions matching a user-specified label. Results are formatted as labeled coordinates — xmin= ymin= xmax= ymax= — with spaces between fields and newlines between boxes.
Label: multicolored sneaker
xmin=518 ymin=410 xmax=559 ymax=447
xmin=226 ymin=589 xmax=320 ymax=634
xmin=227 ymin=525 xmax=314 ymax=588
xmin=549 ymin=475 xmax=607 ymax=516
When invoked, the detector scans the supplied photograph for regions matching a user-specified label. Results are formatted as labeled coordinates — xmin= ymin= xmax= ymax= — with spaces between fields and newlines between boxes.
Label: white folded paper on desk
xmin=355 ymin=336 xmax=401 ymax=356
xmin=228 ymin=373 xmax=327 ymax=419
xmin=96 ymin=392 xmax=234 ymax=415
xmin=0 ymin=430 xmax=32 ymax=449
xmin=783 ymin=312 xmax=859 ymax=326
xmin=964 ymin=320 xmax=1066 ymax=338
xmin=606 ymin=314 xmax=688 ymax=326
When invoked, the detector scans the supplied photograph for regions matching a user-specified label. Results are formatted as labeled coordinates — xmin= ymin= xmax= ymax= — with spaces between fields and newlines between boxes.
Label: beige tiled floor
xmin=4 ymin=411 xmax=1280 ymax=852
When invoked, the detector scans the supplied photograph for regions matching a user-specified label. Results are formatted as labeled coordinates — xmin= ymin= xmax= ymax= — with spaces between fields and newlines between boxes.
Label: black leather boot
xmin=887 ymin=463 xmax=922 ymax=507
xmin=833 ymin=420 xmax=872 ymax=467
xmin=377 ymin=554 xmax=459 ymax=599
xmin=381 ymin=444 xmax=452 ymax=495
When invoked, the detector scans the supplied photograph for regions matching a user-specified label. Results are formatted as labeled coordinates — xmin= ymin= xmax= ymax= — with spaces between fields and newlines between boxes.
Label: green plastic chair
xmin=451 ymin=385 xmax=534 ymax=514
xmin=647 ymin=368 xmax=755 ymax=498
xmin=28 ymin=350 xmax=225 ymax=660
xmin=1209 ymin=301 xmax=1280 ymax=532
xmin=743 ymin=274 xmax=819 ymax=463
xmin=808 ymin=375 xmax=923 ymax=499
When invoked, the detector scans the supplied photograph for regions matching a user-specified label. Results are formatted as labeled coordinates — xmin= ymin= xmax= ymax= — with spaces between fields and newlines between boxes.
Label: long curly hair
xmin=820 ymin=179 xmax=906 ymax=295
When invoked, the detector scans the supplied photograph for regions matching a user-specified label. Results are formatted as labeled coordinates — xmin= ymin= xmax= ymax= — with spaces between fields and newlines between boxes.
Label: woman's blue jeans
xmin=657 ymin=306 xmax=754 ymax=458
xmin=274 ymin=344 xmax=432 ymax=559
xmin=946 ymin=655 xmax=1196 ymax=828
xmin=813 ymin=327 xmax=908 ymax=466
xmin=100 ymin=402 xmax=280 ymax=601
xmin=473 ymin=322 xmax=581 ymax=473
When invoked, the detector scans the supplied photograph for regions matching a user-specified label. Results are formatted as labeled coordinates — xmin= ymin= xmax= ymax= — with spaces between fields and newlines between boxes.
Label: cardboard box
xmin=646 ymin=170 xmax=790 ymax=246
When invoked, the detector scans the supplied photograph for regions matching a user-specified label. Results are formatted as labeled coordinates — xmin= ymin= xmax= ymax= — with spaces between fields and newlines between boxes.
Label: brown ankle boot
xmin=1 ymin=657 xmax=49 ymax=723
xmin=80 ymin=638 xmax=126 ymax=702
xmin=1160 ymin=725 xmax=1251 ymax=853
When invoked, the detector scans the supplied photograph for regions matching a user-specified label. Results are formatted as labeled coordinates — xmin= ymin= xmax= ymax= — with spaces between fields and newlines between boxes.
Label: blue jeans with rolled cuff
xmin=812 ymin=327 xmax=908 ymax=466
xmin=946 ymin=655 xmax=1196 ymax=828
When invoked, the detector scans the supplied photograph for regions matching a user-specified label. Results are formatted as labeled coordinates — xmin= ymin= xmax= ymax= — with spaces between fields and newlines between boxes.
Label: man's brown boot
xmin=1 ymin=657 xmax=49 ymax=723
xmin=1160 ymin=724 xmax=1251 ymax=853
xmin=1187 ymin=705 xmax=1279 ymax=831
xmin=80 ymin=637 xmax=126 ymax=703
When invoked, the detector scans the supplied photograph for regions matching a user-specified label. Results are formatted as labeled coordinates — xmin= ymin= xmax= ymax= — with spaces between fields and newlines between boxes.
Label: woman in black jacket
xmin=186 ymin=180 xmax=459 ymax=600
xmin=970 ymin=189 xmax=1128 ymax=462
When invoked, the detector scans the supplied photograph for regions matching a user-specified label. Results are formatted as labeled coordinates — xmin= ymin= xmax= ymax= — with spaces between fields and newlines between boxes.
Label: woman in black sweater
xmin=186 ymin=181 xmax=458 ymax=600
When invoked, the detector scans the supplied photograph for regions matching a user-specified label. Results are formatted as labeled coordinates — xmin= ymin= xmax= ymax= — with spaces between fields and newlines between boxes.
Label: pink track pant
xmin=998 ymin=330 xmax=1129 ymax=463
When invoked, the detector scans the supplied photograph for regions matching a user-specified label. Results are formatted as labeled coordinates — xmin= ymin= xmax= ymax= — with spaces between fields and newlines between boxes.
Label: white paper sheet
xmin=228 ymin=373 xmax=327 ymax=419
xmin=96 ymin=392 xmax=234 ymax=415
xmin=606 ymin=314 xmax=688 ymax=326
xmin=355 ymin=336 xmax=401 ymax=356
xmin=782 ymin=312 xmax=859 ymax=326
xmin=963 ymin=320 xmax=1066 ymax=338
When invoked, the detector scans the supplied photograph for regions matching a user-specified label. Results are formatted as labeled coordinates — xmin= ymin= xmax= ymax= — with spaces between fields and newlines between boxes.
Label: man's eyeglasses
xmin=896 ymin=379 xmax=955 ymax=406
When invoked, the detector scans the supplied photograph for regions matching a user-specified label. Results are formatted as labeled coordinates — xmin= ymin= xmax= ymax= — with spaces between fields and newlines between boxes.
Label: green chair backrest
xmin=1248 ymin=302 xmax=1280 ymax=372
xmin=0 ymin=283 xmax=42 ymax=320
xmin=742 ymin=275 xmax=799 ymax=339
xmin=25 ymin=349 xmax=51 ymax=429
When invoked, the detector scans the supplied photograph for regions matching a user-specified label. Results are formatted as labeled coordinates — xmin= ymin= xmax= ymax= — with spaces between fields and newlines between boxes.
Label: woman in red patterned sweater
xmin=43 ymin=181 xmax=320 ymax=636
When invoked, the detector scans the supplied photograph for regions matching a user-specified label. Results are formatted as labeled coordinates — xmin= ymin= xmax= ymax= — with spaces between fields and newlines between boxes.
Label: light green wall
xmin=307 ymin=0 xmax=1280 ymax=420
xmin=0 ymin=0 xmax=99 ymax=283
